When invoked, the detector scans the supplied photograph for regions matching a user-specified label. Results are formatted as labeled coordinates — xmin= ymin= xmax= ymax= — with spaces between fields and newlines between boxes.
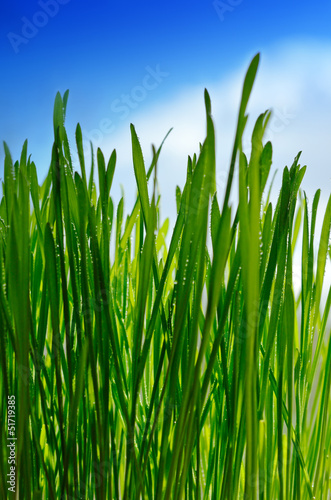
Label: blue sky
xmin=1 ymin=0 xmax=331 ymax=223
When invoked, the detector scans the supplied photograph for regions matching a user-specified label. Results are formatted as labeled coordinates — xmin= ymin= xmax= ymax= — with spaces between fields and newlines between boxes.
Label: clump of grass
xmin=0 ymin=54 xmax=330 ymax=499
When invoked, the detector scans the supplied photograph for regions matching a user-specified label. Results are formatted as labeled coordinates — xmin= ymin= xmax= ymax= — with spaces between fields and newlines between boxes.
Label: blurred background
xmin=1 ymin=0 xmax=331 ymax=228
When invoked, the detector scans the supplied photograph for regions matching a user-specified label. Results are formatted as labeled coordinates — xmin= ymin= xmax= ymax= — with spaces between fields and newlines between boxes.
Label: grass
xmin=0 ymin=53 xmax=330 ymax=499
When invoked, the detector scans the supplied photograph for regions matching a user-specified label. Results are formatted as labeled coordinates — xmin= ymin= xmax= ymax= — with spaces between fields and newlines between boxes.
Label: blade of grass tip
xmin=52 ymin=89 xmax=69 ymax=144
xmin=76 ymin=123 xmax=87 ymax=187
xmin=146 ymin=128 xmax=173 ymax=179
xmin=204 ymin=89 xmax=216 ymax=195
xmin=88 ymin=141 xmax=95 ymax=201
xmin=259 ymin=140 xmax=273 ymax=196
xmin=106 ymin=149 xmax=116 ymax=196
xmin=119 ymin=128 xmax=171 ymax=255
xmin=97 ymin=147 xmax=106 ymax=208
xmin=19 ymin=138 xmax=28 ymax=181
xmin=312 ymin=194 xmax=331 ymax=330
xmin=130 ymin=124 xmax=150 ymax=229
xmin=210 ymin=194 xmax=221 ymax=252
xmin=302 ymin=189 xmax=319 ymax=350
xmin=3 ymin=141 xmax=15 ymax=225
xmin=97 ymin=147 xmax=111 ymax=285
xmin=223 ymin=53 xmax=260 ymax=211
xmin=53 ymin=91 xmax=65 ymax=141
xmin=62 ymin=89 xmax=69 ymax=119
xmin=306 ymin=188 xmax=320 ymax=306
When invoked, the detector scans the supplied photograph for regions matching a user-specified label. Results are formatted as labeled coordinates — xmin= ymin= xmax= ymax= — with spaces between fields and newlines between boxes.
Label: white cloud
xmin=90 ymin=39 xmax=331 ymax=229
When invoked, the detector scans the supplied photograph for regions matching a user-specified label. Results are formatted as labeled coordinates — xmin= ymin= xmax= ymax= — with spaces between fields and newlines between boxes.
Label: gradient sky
xmin=1 ymin=0 xmax=331 ymax=222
